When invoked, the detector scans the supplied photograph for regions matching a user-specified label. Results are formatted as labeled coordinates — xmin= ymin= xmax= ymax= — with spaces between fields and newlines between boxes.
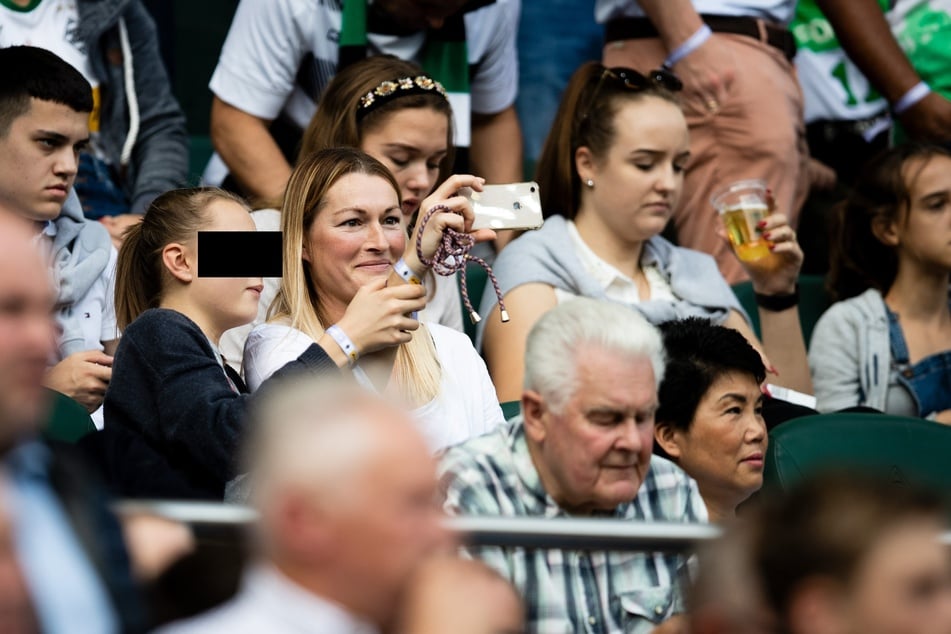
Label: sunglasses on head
xmin=598 ymin=66 xmax=684 ymax=93
xmin=582 ymin=66 xmax=683 ymax=122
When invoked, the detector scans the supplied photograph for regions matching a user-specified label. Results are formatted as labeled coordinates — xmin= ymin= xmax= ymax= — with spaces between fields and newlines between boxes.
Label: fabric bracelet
xmin=754 ymin=284 xmax=799 ymax=312
xmin=326 ymin=324 xmax=359 ymax=367
xmin=664 ymin=23 xmax=712 ymax=68
xmin=393 ymin=257 xmax=424 ymax=286
xmin=893 ymin=81 xmax=931 ymax=115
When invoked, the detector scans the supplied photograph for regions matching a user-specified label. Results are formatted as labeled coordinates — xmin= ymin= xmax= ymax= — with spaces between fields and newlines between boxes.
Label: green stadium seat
xmin=731 ymin=274 xmax=830 ymax=343
xmin=188 ymin=135 xmax=215 ymax=185
xmin=762 ymin=412 xmax=951 ymax=495
xmin=43 ymin=388 xmax=96 ymax=444
xmin=500 ymin=400 xmax=521 ymax=421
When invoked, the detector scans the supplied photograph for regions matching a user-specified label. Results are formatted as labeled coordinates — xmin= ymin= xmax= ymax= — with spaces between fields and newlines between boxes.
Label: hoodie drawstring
xmin=117 ymin=17 xmax=139 ymax=167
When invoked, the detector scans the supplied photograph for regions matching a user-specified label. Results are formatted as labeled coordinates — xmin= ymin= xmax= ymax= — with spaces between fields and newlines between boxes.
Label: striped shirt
xmin=438 ymin=418 xmax=708 ymax=634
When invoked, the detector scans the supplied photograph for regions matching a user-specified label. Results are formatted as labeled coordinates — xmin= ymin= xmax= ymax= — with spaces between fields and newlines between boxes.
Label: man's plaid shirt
xmin=438 ymin=417 xmax=708 ymax=634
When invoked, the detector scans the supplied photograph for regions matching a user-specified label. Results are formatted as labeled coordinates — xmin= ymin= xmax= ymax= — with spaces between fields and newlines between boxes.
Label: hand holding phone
xmin=464 ymin=182 xmax=544 ymax=231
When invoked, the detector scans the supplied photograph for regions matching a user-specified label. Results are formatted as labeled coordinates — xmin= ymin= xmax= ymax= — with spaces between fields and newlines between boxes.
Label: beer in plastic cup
xmin=711 ymin=179 xmax=771 ymax=262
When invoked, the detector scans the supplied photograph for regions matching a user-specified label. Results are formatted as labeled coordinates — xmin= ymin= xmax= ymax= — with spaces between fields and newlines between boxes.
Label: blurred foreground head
xmin=690 ymin=520 xmax=777 ymax=634
xmin=0 ymin=215 xmax=57 ymax=452
xmin=246 ymin=376 xmax=448 ymax=628
xmin=752 ymin=473 xmax=951 ymax=634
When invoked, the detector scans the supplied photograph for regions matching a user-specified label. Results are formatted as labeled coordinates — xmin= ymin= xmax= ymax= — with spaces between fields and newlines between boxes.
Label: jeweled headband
xmin=356 ymin=75 xmax=449 ymax=121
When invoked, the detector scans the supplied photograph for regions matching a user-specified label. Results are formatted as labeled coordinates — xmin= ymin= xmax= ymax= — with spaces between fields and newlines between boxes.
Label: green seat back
xmin=763 ymin=413 xmax=951 ymax=494
xmin=731 ymin=274 xmax=830 ymax=343
xmin=500 ymin=400 xmax=522 ymax=421
xmin=188 ymin=135 xmax=215 ymax=185
xmin=462 ymin=262 xmax=489 ymax=345
xmin=43 ymin=388 xmax=96 ymax=444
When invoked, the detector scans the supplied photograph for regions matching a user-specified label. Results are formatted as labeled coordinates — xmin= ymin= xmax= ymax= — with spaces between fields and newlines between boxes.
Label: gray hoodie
xmin=809 ymin=288 xmax=898 ymax=413
xmin=53 ymin=192 xmax=114 ymax=356
xmin=75 ymin=0 xmax=188 ymax=213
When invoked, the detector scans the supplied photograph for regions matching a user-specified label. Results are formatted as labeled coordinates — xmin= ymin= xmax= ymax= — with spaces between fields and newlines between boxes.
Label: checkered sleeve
xmin=437 ymin=441 xmax=519 ymax=582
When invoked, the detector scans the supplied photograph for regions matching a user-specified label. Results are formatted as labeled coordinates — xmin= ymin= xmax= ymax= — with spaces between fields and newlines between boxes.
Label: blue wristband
xmin=326 ymin=324 xmax=359 ymax=367
xmin=664 ymin=23 xmax=712 ymax=68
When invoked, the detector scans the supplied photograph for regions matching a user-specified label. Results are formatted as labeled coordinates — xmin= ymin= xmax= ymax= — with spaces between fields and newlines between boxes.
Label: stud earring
xmin=585 ymin=179 xmax=594 ymax=188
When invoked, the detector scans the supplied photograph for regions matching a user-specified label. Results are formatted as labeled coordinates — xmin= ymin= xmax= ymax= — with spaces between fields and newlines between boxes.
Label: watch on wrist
xmin=754 ymin=284 xmax=799 ymax=312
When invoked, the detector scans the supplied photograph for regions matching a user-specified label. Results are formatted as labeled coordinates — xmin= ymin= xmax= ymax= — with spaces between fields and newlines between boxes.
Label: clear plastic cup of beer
xmin=711 ymin=179 xmax=771 ymax=262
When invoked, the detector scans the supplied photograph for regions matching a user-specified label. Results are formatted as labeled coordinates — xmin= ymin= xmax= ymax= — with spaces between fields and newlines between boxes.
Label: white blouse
xmin=553 ymin=220 xmax=676 ymax=305
xmin=243 ymin=321 xmax=504 ymax=452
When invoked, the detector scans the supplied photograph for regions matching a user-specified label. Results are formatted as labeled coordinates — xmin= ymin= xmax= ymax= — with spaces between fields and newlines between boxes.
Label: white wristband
xmin=664 ymin=23 xmax=712 ymax=68
xmin=326 ymin=324 xmax=359 ymax=367
xmin=893 ymin=81 xmax=931 ymax=115
xmin=393 ymin=257 xmax=424 ymax=286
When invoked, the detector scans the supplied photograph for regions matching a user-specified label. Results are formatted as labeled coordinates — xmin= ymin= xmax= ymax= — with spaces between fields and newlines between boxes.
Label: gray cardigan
xmin=476 ymin=216 xmax=746 ymax=349
xmin=809 ymin=288 xmax=894 ymax=413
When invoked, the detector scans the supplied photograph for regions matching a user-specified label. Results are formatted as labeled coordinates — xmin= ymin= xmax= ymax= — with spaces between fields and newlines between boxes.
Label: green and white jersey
xmin=890 ymin=0 xmax=951 ymax=95
xmin=887 ymin=1 xmax=951 ymax=140
xmin=793 ymin=0 xmax=890 ymax=123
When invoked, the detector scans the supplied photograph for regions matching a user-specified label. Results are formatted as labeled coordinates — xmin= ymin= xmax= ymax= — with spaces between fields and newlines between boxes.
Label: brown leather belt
xmin=604 ymin=15 xmax=797 ymax=62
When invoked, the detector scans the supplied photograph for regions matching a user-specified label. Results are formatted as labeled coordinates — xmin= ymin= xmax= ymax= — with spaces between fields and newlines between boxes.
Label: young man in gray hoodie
xmin=0 ymin=45 xmax=117 ymax=420
xmin=0 ymin=0 xmax=188 ymax=245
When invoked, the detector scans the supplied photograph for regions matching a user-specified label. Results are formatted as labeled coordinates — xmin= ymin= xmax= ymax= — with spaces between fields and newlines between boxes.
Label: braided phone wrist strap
xmin=415 ymin=204 xmax=509 ymax=324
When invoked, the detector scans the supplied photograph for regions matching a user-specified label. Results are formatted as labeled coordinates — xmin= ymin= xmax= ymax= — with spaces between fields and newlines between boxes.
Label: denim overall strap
xmin=887 ymin=306 xmax=951 ymax=417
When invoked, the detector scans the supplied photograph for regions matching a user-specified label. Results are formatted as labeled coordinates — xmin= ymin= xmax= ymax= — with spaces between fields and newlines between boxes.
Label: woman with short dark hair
xmin=654 ymin=318 xmax=767 ymax=522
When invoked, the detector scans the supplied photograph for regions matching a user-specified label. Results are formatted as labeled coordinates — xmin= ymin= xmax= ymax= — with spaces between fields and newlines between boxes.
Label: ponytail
xmin=115 ymin=221 xmax=162 ymax=331
xmin=114 ymin=187 xmax=250 ymax=330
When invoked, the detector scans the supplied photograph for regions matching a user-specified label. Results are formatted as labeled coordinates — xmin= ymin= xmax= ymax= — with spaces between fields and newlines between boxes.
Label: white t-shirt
xmin=595 ymin=0 xmax=795 ymax=25
xmin=209 ymin=0 xmax=518 ymax=144
xmin=218 ymin=209 xmax=465 ymax=375
xmin=553 ymin=220 xmax=676 ymax=305
xmin=792 ymin=0 xmax=889 ymax=124
xmin=243 ymin=321 xmax=504 ymax=452
xmin=158 ymin=564 xmax=379 ymax=634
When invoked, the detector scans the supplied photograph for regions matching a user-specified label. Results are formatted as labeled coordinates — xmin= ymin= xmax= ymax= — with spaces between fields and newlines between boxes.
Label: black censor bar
xmin=197 ymin=231 xmax=283 ymax=278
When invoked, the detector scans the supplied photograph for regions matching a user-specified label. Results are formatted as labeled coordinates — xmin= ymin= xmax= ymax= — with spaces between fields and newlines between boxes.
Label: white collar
xmin=241 ymin=563 xmax=379 ymax=634
xmin=566 ymin=220 xmax=640 ymax=293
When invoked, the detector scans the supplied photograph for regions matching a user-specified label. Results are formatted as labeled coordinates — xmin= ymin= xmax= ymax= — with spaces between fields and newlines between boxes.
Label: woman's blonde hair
xmin=115 ymin=187 xmax=250 ymax=330
xmin=271 ymin=147 xmax=441 ymax=405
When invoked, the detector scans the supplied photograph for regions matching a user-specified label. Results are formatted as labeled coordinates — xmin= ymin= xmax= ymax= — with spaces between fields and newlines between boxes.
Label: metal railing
xmin=114 ymin=500 xmax=721 ymax=552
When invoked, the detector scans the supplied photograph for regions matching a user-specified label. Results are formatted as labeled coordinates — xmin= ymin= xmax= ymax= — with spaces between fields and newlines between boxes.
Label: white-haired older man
xmin=162 ymin=377 xmax=448 ymax=634
xmin=438 ymin=298 xmax=707 ymax=634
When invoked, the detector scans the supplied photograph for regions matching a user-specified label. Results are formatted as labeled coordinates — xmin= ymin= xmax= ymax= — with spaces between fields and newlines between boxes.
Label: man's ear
xmin=161 ymin=243 xmax=194 ymax=283
xmin=871 ymin=215 xmax=900 ymax=247
xmin=575 ymin=146 xmax=596 ymax=185
xmin=654 ymin=422 xmax=683 ymax=460
xmin=275 ymin=487 xmax=333 ymax=565
xmin=521 ymin=390 xmax=548 ymax=443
